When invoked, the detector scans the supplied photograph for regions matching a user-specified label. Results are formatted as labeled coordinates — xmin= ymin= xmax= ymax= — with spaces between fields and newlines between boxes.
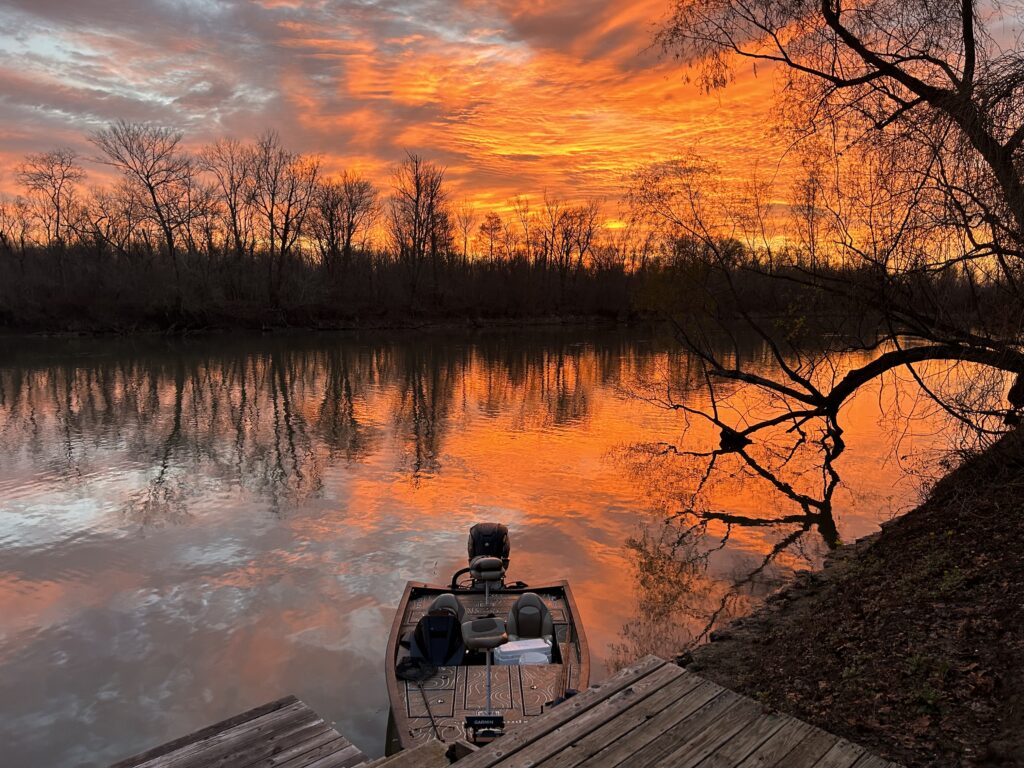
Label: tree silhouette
xmin=654 ymin=1 xmax=1024 ymax=431
xmin=90 ymin=122 xmax=192 ymax=307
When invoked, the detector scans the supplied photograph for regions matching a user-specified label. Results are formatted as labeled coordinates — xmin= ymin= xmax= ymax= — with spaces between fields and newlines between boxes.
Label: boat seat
xmin=407 ymin=595 xmax=467 ymax=666
xmin=461 ymin=617 xmax=508 ymax=650
xmin=506 ymin=592 xmax=554 ymax=642
xmin=469 ymin=556 xmax=505 ymax=583
xmin=429 ymin=593 xmax=465 ymax=622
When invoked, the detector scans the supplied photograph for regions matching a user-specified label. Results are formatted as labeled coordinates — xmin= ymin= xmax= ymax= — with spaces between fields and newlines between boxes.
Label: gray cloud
xmin=0 ymin=0 xmax=782 ymax=204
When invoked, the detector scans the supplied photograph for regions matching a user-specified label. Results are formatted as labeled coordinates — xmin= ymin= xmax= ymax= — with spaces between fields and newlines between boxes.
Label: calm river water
xmin=0 ymin=328 xmax=951 ymax=766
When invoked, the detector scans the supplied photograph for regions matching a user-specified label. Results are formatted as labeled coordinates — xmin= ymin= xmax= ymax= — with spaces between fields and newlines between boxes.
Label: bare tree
xmin=90 ymin=121 xmax=192 ymax=305
xmin=311 ymin=178 xmax=346 ymax=274
xmin=16 ymin=148 xmax=85 ymax=248
xmin=660 ymin=0 xmax=1024 ymax=285
xmin=309 ymin=172 xmax=378 ymax=276
xmin=539 ymin=193 xmax=563 ymax=273
xmin=573 ymin=200 xmax=601 ymax=272
xmin=176 ymin=172 xmax=220 ymax=267
xmin=98 ymin=180 xmax=148 ymax=263
xmin=79 ymin=186 xmax=128 ymax=264
xmin=502 ymin=216 xmax=521 ymax=263
xmin=662 ymin=0 xmax=1024 ymax=220
xmin=199 ymin=138 xmax=255 ymax=262
xmin=247 ymin=130 xmax=320 ymax=306
xmin=650 ymin=0 xmax=1024 ymax=453
xmin=338 ymin=171 xmax=378 ymax=270
xmin=388 ymin=152 xmax=450 ymax=301
xmin=479 ymin=211 xmax=503 ymax=261
xmin=511 ymin=195 xmax=534 ymax=263
xmin=16 ymin=148 xmax=85 ymax=284
xmin=0 ymin=197 xmax=31 ymax=270
xmin=0 ymin=199 xmax=13 ymax=257
xmin=455 ymin=199 xmax=476 ymax=264
xmin=543 ymin=202 xmax=601 ymax=299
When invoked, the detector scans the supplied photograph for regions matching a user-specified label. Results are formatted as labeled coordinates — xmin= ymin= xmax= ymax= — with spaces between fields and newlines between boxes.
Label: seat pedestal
xmin=462 ymin=617 xmax=509 ymax=741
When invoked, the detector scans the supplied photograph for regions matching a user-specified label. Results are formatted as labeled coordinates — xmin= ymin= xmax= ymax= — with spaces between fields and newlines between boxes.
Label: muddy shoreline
xmin=679 ymin=431 xmax=1024 ymax=767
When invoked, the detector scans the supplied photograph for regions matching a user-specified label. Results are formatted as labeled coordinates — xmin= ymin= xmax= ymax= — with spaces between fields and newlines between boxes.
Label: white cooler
xmin=494 ymin=637 xmax=552 ymax=665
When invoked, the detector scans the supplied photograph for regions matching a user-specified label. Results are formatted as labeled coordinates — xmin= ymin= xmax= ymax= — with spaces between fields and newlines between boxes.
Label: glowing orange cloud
xmin=0 ymin=1 xmax=791 ymax=209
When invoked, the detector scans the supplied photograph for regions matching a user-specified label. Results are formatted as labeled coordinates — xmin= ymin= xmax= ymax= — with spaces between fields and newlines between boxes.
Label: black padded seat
xmin=429 ymin=593 xmax=465 ymax=622
xmin=469 ymin=555 xmax=505 ymax=583
xmin=506 ymin=592 xmax=554 ymax=642
xmin=461 ymin=617 xmax=508 ymax=650
xmin=409 ymin=599 xmax=466 ymax=666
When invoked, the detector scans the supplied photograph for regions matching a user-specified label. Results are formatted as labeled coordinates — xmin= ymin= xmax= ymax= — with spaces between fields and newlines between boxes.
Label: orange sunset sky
xmin=0 ymin=0 xmax=788 ymax=209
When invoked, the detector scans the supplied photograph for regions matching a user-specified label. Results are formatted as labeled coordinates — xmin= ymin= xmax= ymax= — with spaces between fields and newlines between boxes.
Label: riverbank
xmin=681 ymin=430 xmax=1024 ymax=766
xmin=0 ymin=310 xmax=649 ymax=337
xmin=0 ymin=253 xmax=644 ymax=336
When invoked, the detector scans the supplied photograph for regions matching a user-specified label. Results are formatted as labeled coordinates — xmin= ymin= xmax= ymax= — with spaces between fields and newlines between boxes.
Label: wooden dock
xmin=110 ymin=695 xmax=370 ymax=768
xmin=453 ymin=656 xmax=901 ymax=768
xmin=109 ymin=656 xmax=899 ymax=768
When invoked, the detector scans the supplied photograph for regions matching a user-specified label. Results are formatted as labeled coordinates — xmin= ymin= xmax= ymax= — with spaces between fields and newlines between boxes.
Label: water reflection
xmin=606 ymin=341 xmax=954 ymax=665
xmin=0 ymin=329 xmax=946 ymax=766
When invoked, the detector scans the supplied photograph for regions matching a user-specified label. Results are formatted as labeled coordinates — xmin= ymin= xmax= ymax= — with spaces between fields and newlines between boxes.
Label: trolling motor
xmin=449 ymin=522 xmax=513 ymax=597
xmin=468 ymin=522 xmax=511 ymax=569
xmin=468 ymin=522 xmax=509 ymax=607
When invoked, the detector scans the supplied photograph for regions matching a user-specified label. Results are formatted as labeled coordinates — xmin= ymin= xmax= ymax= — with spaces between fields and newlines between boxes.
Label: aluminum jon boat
xmin=385 ymin=523 xmax=590 ymax=754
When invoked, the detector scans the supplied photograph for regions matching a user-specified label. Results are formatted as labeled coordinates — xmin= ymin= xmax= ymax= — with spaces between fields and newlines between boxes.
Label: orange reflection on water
xmin=0 ymin=329 xmax=960 ymax=766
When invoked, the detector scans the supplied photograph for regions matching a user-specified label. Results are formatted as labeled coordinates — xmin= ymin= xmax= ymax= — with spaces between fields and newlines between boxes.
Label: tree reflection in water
xmin=0 ymin=332 xmax=605 ymax=522
xmin=0 ymin=330 xmax=939 ymax=677
xmin=611 ymin=341 xmax=853 ymax=668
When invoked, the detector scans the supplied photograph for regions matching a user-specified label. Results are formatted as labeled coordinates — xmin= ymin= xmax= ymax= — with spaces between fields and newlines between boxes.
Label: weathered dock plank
xmin=363 ymin=740 xmax=450 ymax=768
xmin=109 ymin=696 xmax=368 ymax=768
xmin=538 ymin=673 xmax=705 ymax=768
xmin=613 ymin=691 xmax=748 ymax=767
xmin=453 ymin=655 xmax=668 ymax=768
xmin=776 ymin=727 xmax=844 ymax=768
xmin=734 ymin=720 xmax=817 ymax=767
xmin=647 ymin=696 xmax=763 ymax=767
xmin=571 ymin=680 xmax=727 ymax=768
xmin=492 ymin=662 xmax=685 ymax=768
xmin=812 ymin=739 xmax=867 ymax=768
xmin=697 ymin=710 xmax=786 ymax=767
xmin=110 ymin=655 xmax=900 ymax=768
xmin=457 ymin=656 xmax=902 ymax=768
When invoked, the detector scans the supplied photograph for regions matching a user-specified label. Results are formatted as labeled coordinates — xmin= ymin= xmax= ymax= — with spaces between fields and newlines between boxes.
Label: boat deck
xmin=110 ymin=695 xmax=368 ymax=768
xmin=453 ymin=656 xmax=904 ymax=768
xmin=389 ymin=586 xmax=587 ymax=750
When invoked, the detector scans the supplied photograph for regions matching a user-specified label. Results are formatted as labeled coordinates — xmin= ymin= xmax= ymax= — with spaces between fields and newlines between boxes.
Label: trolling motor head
xmin=468 ymin=522 xmax=510 ymax=569
xmin=467 ymin=523 xmax=510 ymax=603
xmin=451 ymin=522 xmax=518 ymax=592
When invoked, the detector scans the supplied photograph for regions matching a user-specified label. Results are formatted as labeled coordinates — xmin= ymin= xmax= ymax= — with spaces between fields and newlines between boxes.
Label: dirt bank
xmin=681 ymin=430 xmax=1024 ymax=767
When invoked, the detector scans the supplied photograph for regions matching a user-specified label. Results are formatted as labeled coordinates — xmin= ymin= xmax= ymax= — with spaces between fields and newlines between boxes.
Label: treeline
xmin=0 ymin=121 xmax=993 ymax=333
xmin=0 ymin=122 xmax=664 ymax=331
